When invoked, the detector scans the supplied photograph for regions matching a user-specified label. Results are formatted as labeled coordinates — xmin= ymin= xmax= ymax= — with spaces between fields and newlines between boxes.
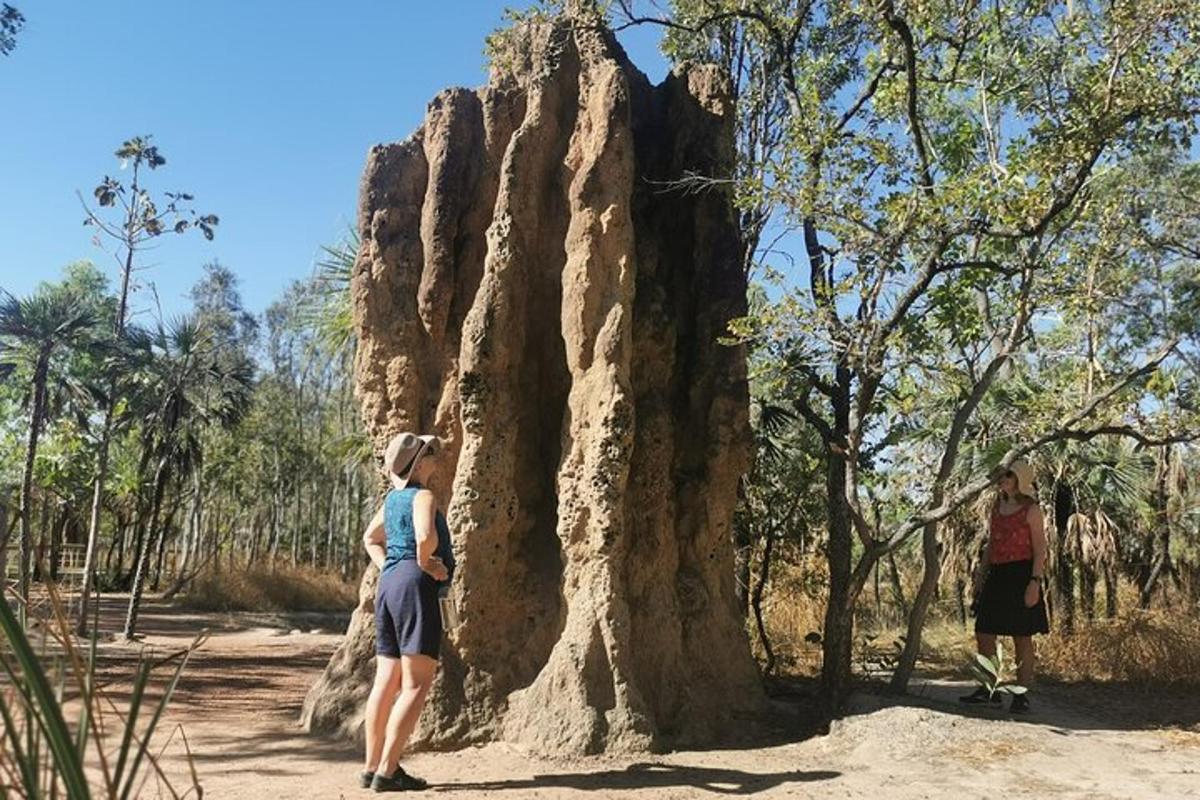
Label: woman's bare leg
xmin=975 ymin=632 xmax=997 ymax=658
xmin=378 ymin=654 xmax=437 ymax=776
xmin=1013 ymin=636 xmax=1035 ymax=686
xmin=365 ymin=655 xmax=402 ymax=772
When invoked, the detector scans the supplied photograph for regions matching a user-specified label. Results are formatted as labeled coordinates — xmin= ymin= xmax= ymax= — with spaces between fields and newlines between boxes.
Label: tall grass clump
xmin=179 ymin=562 xmax=357 ymax=613
xmin=0 ymin=582 xmax=204 ymax=798
xmin=1039 ymin=608 xmax=1200 ymax=686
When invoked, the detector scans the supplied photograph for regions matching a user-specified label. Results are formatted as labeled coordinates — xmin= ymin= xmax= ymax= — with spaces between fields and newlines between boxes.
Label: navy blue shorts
xmin=375 ymin=560 xmax=442 ymax=659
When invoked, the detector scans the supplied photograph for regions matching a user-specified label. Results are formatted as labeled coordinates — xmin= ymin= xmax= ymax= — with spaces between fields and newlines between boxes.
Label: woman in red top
xmin=961 ymin=458 xmax=1049 ymax=713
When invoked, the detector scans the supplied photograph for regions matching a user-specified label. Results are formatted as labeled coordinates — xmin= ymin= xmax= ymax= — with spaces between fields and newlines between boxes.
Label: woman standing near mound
xmin=359 ymin=432 xmax=455 ymax=792
xmin=961 ymin=458 xmax=1049 ymax=714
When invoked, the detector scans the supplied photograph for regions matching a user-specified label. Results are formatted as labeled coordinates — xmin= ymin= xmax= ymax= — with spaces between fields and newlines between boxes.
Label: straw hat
xmin=383 ymin=432 xmax=440 ymax=489
xmin=1005 ymin=458 xmax=1036 ymax=497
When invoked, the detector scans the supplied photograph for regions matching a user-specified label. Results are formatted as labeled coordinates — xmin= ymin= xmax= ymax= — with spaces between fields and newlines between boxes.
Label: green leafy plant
xmin=0 ymin=582 xmax=205 ymax=798
xmin=967 ymin=643 xmax=1028 ymax=701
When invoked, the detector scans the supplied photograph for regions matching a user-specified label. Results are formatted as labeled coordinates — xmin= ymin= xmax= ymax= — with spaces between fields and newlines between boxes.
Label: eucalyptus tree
xmin=0 ymin=289 xmax=99 ymax=600
xmin=604 ymin=0 xmax=1200 ymax=709
xmin=76 ymin=136 xmax=218 ymax=635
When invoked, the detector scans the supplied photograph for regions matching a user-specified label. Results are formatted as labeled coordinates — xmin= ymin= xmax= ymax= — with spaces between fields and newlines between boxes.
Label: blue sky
xmin=0 ymin=2 xmax=669 ymax=322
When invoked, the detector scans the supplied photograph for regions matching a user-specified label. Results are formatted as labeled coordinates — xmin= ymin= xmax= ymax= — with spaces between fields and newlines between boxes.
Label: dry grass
xmin=751 ymin=553 xmax=828 ymax=675
xmin=179 ymin=562 xmax=358 ymax=613
xmin=1039 ymin=608 xmax=1200 ymax=687
xmin=938 ymin=738 xmax=1039 ymax=767
xmin=755 ymin=558 xmax=1200 ymax=690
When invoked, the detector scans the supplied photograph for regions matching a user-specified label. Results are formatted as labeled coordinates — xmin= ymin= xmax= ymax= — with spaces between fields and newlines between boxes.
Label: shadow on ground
xmin=851 ymin=676 xmax=1200 ymax=734
xmin=437 ymin=763 xmax=841 ymax=795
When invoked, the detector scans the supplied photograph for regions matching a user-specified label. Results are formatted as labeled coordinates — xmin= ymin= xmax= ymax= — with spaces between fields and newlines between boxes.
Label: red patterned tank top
xmin=989 ymin=503 xmax=1034 ymax=564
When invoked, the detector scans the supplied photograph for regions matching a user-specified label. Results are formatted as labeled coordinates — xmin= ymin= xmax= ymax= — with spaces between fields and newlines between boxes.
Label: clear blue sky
xmin=0 ymin=2 xmax=668 ymax=322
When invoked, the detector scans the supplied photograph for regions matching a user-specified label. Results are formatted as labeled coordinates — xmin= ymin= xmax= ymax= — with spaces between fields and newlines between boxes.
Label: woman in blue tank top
xmin=359 ymin=432 xmax=455 ymax=792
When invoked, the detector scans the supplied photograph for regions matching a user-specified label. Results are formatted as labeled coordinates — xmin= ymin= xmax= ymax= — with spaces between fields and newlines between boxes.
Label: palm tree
xmin=121 ymin=317 xmax=251 ymax=639
xmin=0 ymin=289 xmax=98 ymax=601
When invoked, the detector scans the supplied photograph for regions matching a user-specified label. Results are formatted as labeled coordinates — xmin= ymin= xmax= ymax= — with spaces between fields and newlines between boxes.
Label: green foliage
xmin=0 ymin=3 xmax=22 ymax=57
xmin=967 ymin=642 xmax=1028 ymax=699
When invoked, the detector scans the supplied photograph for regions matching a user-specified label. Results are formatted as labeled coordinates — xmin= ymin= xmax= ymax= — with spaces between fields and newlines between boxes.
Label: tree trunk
xmin=888 ymin=551 xmax=908 ymax=617
xmin=291 ymin=482 xmax=301 ymax=567
xmin=151 ymin=496 xmax=180 ymax=591
xmin=1052 ymin=480 xmax=1076 ymax=632
xmin=302 ymin=26 xmax=761 ymax=754
xmin=1079 ymin=562 xmax=1097 ymax=621
xmin=1140 ymin=445 xmax=1174 ymax=608
xmin=49 ymin=502 xmax=68 ymax=582
xmin=751 ymin=527 xmax=776 ymax=674
xmin=124 ymin=458 xmax=169 ymax=639
xmin=17 ymin=352 xmax=50 ymax=602
xmin=890 ymin=516 xmax=942 ymax=692
xmin=1103 ymin=566 xmax=1118 ymax=618
xmin=820 ymin=438 xmax=855 ymax=717
xmin=104 ymin=512 xmax=126 ymax=578
xmin=78 ymin=223 xmax=137 ymax=635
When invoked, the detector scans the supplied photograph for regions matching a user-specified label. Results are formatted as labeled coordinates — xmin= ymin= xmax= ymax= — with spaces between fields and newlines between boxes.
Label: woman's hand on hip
xmin=422 ymin=555 xmax=449 ymax=582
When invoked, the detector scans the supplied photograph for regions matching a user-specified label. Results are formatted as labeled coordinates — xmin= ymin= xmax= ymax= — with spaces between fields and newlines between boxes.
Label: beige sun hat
xmin=1006 ymin=458 xmax=1036 ymax=497
xmin=383 ymin=431 xmax=440 ymax=489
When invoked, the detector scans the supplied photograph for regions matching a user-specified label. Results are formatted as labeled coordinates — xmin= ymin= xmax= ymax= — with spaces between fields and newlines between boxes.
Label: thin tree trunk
xmin=49 ymin=502 xmax=68 ymax=582
xmin=323 ymin=475 xmax=340 ymax=569
xmin=151 ymin=493 xmax=181 ymax=591
xmin=751 ymin=527 xmax=776 ymax=675
xmin=17 ymin=352 xmax=50 ymax=602
xmin=176 ymin=470 xmax=202 ymax=580
xmin=1104 ymin=566 xmax=1118 ymax=618
xmin=1141 ymin=445 xmax=1174 ymax=608
xmin=292 ymin=482 xmax=301 ymax=567
xmin=887 ymin=552 xmax=908 ymax=616
xmin=1053 ymin=480 xmax=1076 ymax=632
xmin=890 ymin=517 xmax=941 ymax=693
xmin=78 ymin=198 xmax=138 ymax=635
xmin=105 ymin=512 xmax=126 ymax=577
xmin=124 ymin=457 xmax=169 ymax=639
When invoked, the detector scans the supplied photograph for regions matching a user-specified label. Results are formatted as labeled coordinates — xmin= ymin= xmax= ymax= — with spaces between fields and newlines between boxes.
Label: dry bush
xmin=752 ymin=554 xmax=827 ymax=675
xmin=179 ymin=562 xmax=358 ymax=613
xmin=1039 ymin=608 xmax=1200 ymax=686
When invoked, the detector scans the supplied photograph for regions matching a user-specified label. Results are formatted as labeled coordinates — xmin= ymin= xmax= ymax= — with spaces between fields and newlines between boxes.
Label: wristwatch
xmin=1028 ymin=576 xmax=1045 ymax=586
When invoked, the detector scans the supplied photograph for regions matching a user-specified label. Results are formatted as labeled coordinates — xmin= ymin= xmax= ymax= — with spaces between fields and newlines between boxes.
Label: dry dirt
xmin=76 ymin=596 xmax=1199 ymax=800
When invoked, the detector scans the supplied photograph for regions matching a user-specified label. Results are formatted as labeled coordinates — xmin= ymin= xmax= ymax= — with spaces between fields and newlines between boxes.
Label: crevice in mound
xmin=498 ymin=34 xmax=579 ymax=698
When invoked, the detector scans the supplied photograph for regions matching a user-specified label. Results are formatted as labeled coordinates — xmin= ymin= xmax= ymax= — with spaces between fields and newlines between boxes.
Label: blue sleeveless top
xmin=382 ymin=484 xmax=455 ymax=583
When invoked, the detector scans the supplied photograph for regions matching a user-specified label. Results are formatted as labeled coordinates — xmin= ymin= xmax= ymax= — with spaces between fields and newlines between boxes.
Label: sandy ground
xmin=72 ymin=595 xmax=1200 ymax=800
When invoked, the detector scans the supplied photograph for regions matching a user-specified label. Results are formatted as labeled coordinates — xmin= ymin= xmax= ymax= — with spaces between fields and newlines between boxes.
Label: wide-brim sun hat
xmin=1006 ymin=458 xmax=1035 ymax=497
xmin=384 ymin=432 xmax=440 ymax=489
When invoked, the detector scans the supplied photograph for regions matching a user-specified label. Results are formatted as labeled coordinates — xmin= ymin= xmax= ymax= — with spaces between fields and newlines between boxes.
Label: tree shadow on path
xmin=857 ymin=677 xmax=1200 ymax=734
xmin=437 ymin=763 xmax=840 ymax=795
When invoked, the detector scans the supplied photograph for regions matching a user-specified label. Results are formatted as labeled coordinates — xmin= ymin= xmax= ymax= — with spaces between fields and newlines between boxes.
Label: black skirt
xmin=975 ymin=559 xmax=1049 ymax=636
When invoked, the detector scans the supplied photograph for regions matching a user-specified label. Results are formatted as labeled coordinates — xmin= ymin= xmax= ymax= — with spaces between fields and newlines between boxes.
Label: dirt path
xmin=81 ymin=596 xmax=1199 ymax=799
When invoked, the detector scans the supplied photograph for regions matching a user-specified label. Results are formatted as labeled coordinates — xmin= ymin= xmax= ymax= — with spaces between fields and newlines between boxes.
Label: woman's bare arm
xmin=362 ymin=505 xmax=387 ymax=570
xmin=1028 ymin=504 xmax=1048 ymax=579
xmin=412 ymin=490 xmax=448 ymax=580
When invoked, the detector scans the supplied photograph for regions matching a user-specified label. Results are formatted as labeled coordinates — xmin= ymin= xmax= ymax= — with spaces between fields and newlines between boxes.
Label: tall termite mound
xmin=301 ymin=17 xmax=763 ymax=755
